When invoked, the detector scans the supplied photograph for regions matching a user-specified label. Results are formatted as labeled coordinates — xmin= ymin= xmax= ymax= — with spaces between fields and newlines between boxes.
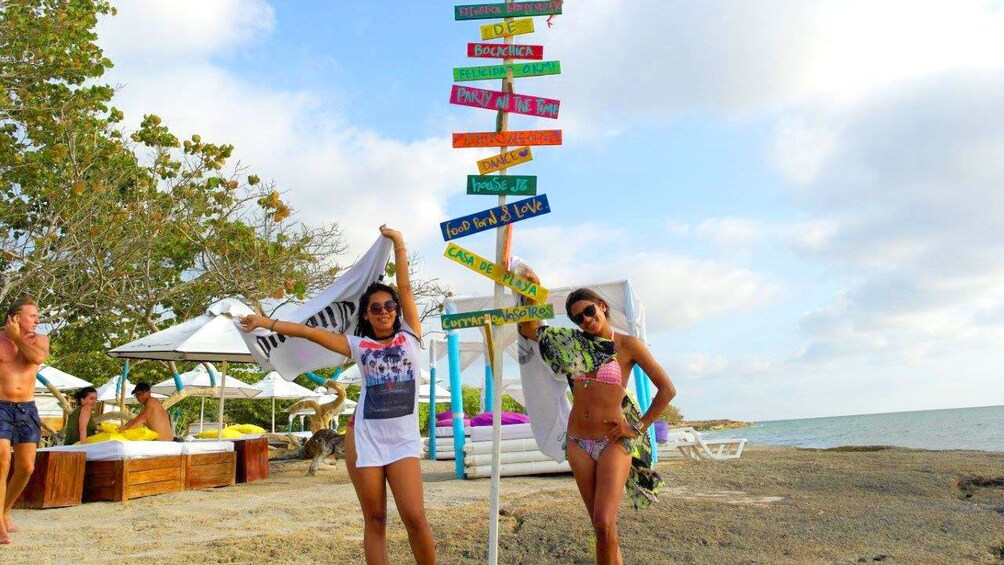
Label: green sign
xmin=441 ymin=303 xmax=555 ymax=330
xmin=454 ymin=60 xmax=561 ymax=82
xmin=467 ymin=175 xmax=537 ymax=196
xmin=455 ymin=1 xmax=563 ymax=20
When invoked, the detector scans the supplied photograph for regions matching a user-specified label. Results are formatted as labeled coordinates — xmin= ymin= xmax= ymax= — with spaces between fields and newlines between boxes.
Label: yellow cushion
xmin=227 ymin=424 xmax=266 ymax=435
xmin=82 ymin=432 xmax=128 ymax=444
xmin=195 ymin=428 xmax=243 ymax=439
xmin=97 ymin=421 xmax=120 ymax=434
xmin=121 ymin=426 xmax=161 ymax=441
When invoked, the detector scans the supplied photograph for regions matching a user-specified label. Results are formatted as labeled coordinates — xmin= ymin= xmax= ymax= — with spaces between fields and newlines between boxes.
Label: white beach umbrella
xmin=419 ymin=382 xmax=452 ymax=404
xmin=35 ymin=364 xmax=92 ymax=391
xmin=251 ymin=371 xmax=321 ymax=432
xmin=108 ymin=297 xmax=258 ymax=438
xmin=150 ymin=363 xmax=260 ymax=432
xmin=96 ymin=375 xmax=167 ymax=405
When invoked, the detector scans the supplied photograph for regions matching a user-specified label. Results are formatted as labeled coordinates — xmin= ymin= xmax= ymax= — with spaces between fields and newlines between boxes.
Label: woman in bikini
xmin=518 ymin=273 xmax=676 ymax=565
xmin=240 ymin=226 xmax=435 ymax=565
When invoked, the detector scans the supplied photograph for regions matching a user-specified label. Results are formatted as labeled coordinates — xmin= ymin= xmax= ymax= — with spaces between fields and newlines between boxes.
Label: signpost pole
xmin=488 ymin=4 xmax=515 ymax=562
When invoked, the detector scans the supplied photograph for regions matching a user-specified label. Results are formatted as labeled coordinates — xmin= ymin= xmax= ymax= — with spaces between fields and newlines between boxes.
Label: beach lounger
xmin=663 ymin=427 xmax=746 ymax=461
xmin=41 ymin=442 xmax=185 ymax=502
xmin=11 ymin=450 xmax=86 ymax=509
xmin=180 ymin=441 xmax=236 ymax=490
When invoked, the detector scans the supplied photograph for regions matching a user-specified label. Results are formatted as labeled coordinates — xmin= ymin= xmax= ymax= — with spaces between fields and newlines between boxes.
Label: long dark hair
xmin=565 ymin=288 xmax=610 ymax=319
xmin=356 ymin=282 xmax=402 ymax=339
xmin=73 ymin=386 xmax=97 ymax=403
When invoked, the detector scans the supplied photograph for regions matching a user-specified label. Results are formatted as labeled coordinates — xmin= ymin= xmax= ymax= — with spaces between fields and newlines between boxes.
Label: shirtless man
xmin=0 ymin=297 xmax=50 ymax=545
xmin=119 ymin=382 xmax=174 ymax=441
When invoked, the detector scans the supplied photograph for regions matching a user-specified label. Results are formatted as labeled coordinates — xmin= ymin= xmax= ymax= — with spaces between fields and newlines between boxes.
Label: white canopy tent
xmin=35 ymin=364 xmax=92 ymax=391
xmin=108 ymin=298 xmax=258 ymax=438
xmin=251 ymin=371 xmax=321 ymax=433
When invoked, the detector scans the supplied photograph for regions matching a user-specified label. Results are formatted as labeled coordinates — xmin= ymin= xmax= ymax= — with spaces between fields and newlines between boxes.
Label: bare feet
xmin=0 ymin=529 xmax=10 ymax=545
xmin=3 ymin=515 xmax=16 ymax=533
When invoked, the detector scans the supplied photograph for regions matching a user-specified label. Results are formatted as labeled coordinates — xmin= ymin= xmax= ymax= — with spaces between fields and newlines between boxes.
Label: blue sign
xmin=440 ymin=194 xmax=550 ymax=241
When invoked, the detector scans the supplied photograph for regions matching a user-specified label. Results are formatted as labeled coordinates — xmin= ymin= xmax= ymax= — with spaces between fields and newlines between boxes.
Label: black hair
xmin=73 ymin=386 xmax=97 ymax=402
xmin=133 ymin=382 xmax=151 ymax=393
xmin=356 ymin=282 xmax=402 ymax=339
xmin=565 ymin=288 xmax=610 ymax=319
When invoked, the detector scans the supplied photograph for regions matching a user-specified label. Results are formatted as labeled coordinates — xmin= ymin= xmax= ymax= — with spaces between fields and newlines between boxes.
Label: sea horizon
xmin=701 ymin=404 xmax=1004 ymax=452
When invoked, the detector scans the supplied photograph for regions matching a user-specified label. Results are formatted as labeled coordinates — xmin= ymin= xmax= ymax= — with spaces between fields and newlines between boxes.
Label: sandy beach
xmin=3 ymin=446 xmax=1002 ymax=564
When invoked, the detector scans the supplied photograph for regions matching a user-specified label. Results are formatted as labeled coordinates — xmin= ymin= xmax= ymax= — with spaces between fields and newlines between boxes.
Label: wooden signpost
xmin=480 ymin=17 xmax=534 ymax=40
xmin=454 ymin=60 xmax=560 ymax=82
xmin=444 ymin=242 xmax=550 ymax=301
xmin=441 ymin=303 xmax=555 ymax=330
xmin=455 ymin=1 xmax=563 ymax=20
xmin=450 ymin=85 xmax=560 ymax=118
xmin=453 ymin=129 xmax=561 ymax=148
xmin=440 ymin=194 xmax=550 ymax=241
xmin=477 ymin=146 xmax=532 ymax=174
xmin=467 ymin=42 xmax=544 ymax=60
xmin=467 ymin=175 xmax=537 ymax=196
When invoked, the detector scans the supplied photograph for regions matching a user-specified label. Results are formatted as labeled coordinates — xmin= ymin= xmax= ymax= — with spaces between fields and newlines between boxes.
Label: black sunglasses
xmin=570 ymin=304 xmax=599 ymax=326
xmin=368 ymin=300 xmax=398 ymax=315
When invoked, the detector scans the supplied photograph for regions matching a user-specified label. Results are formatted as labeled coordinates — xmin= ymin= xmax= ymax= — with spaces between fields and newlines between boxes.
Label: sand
xmin=3 ymin=446 xmax=1002 ymax=564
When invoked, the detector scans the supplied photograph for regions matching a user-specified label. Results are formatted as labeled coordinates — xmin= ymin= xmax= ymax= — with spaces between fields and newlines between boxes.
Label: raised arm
xmin=5 ymin=316 xmax=49 ymax=364
xmin=625 ymin=336 xmax=677 ymax=432
xmin=517 ymin=268 xmax=543 ymax=341
xmin=380 ymin=225 xmax=422 ymax=340
xmin=239 ymin=314 xmax=351 ymax=357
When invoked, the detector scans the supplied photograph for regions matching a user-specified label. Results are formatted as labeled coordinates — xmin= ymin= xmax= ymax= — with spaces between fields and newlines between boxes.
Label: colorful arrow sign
xmin=467 ymin=42 xmax=544 ymax=60
xmin=441 ymin=303 xmax=555 ymax=330
xmin=454 ymin=60 xmax=561 ymax=82
xmin=480 ymin=17 xmax=534 ymax=40
xmin=467 ymin=175 xmax=537 ymax=196
xmin=453 ymin=129 xmax=562 ymax=148
xmin=477 ymin=146 xmax=532 ymax=174
xmin=440 ymin=194 xmax=550 ymax=241
xmin=450 ymin=85 xmax=560 ymax=119
xmin=455 ymin=1 xmax=563 ymax=21
xmin=444 ymin=242 xmax=550 ymax=301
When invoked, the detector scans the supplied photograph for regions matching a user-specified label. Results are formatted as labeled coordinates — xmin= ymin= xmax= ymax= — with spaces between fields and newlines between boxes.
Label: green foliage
xmin=659 ymin=404 xmax=684 ymax=425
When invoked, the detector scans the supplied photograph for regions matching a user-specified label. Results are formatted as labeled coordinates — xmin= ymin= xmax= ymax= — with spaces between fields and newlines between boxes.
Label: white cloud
xmin=696 ymin=218 xmax=763 ymax=246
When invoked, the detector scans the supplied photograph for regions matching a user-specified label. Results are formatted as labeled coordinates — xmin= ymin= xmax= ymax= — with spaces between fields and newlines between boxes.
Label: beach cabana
xmin=250 ymin=371 xmax=321 ymax=433
xmin=108 ymin=298 xmax=258 ymax=438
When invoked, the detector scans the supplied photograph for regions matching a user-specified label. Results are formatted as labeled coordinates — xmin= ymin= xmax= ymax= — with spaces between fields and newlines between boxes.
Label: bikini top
xmin=571 ymin=359 xmax=624 ymax=388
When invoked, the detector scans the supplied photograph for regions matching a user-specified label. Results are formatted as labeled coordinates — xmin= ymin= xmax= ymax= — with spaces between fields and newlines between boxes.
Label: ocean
xmin=700 ymin=404 xmax=1004 ymax=452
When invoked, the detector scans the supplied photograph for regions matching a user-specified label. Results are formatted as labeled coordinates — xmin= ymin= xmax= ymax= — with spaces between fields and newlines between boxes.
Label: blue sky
xmin=95 ymin=1 xmax=1004 ymax=420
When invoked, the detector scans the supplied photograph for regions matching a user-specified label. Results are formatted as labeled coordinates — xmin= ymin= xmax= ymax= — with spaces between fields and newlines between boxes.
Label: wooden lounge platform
xmin=231 ymin=436 xmax=269 ymax=483
xmin=27 ymin=441 xmax=237 ymax=505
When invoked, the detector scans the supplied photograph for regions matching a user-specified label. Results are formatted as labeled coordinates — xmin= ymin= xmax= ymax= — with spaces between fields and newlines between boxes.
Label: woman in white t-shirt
xmin=240 ymin=226 xmax=435 ymax=565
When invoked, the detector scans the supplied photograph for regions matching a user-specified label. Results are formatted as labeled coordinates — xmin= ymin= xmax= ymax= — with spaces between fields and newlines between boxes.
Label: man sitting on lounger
xmin=120 ymin=382 xmax=174 ymax=441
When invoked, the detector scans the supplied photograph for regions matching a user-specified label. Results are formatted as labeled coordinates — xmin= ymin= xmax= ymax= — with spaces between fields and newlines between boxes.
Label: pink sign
xmin=449 ymin=85 xmax=560 ymax=119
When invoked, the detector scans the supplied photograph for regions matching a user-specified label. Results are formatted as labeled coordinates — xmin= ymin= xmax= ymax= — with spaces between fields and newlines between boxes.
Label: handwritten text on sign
xmin=467 ymin=175 xmax=537 ymax=196
xmin=444 ymin=243 xmax=550 ymax=301
xmin=440 ymin=194 xmax=550 ymax=241
xmin=480 ymin=18 xmax=534 ymax=40
xmin=441 ymin=303 xmax=555 ymax=330
xmin=455 ymin=1 xmax=563 ymax=21
xmin=467 ymin=43 xmax=543 ymax=60
xmin=477 ymin=146 xmax=532 ymax=174
xmin=450 ymin=85 xmax=560 ymax=119
xmin=453 ymin=129 xmax=562 ymax=148
xmin=454 ymin=60 xmax=560 ymax=82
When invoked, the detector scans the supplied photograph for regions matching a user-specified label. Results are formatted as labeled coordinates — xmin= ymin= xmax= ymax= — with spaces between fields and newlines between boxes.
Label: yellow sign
xmin=444 ymin=242 xmax=550 ymax=301
xmin=479 ymin=17 xmax=534 ymax=40
xmin=477 ymin=146 xmax=532 ymax=175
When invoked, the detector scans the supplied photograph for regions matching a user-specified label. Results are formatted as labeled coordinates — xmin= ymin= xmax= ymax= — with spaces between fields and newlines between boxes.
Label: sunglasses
xmin=570 ymin=304 xmax=600 ymax=326
xmin=368 ymin=300 xmax=398 ymax=315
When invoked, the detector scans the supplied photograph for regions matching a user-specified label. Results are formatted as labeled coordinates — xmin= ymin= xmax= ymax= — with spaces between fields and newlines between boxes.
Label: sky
xmin=93 ymin=0 xmax=1004 ymax=421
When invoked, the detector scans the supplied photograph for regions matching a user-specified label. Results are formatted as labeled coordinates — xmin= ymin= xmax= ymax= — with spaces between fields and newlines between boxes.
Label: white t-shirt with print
xmin=347 ymin=325 xmax=422 ymax=467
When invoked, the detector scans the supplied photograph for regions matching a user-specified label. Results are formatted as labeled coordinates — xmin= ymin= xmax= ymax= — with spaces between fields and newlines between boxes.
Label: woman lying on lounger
xmin=239 ymin=226 xmax=434 ymax=565
xmin=518 ymin=274 xmax=676 ymax=565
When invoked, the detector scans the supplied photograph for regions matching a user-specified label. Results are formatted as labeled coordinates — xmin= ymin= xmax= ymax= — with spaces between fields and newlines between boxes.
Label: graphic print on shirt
xmin=360 ymin=334 xmax=417 ymax=419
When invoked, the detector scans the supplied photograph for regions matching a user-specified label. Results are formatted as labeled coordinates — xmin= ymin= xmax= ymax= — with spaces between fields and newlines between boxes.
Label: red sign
xmin=449 ymin=85 xmax=560 ymax=119
xmin=466 ymin=43 xmax=544 ymax=60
